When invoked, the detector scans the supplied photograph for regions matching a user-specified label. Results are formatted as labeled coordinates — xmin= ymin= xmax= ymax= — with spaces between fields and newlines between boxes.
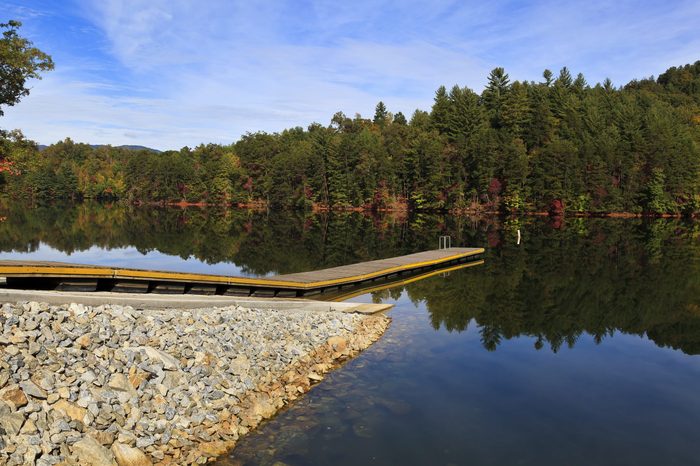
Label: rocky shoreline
xmin=0 ymin=301 xmax=390 ymax=465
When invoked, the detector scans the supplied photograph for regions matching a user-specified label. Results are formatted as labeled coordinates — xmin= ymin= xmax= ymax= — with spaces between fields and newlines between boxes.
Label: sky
xmin=1 ymin=0 xmax=699 ymax=151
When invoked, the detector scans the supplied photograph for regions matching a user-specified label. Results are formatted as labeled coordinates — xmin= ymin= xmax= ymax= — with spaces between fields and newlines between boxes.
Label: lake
xmin=1 ymin=202 xmax=699 ymax=465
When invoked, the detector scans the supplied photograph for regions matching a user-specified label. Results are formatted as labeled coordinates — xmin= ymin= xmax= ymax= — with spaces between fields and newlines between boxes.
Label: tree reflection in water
xmin=1 ymin=200 xmax=698 ymax=354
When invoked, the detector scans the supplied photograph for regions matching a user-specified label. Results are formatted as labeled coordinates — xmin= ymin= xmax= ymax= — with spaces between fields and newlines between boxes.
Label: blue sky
xmin=2 ymin=0 xmax=699 ymax=150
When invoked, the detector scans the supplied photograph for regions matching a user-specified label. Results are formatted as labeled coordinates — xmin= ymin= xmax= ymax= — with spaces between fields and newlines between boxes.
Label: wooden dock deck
xmin=0 ymin=247 xmax=484 ymax=298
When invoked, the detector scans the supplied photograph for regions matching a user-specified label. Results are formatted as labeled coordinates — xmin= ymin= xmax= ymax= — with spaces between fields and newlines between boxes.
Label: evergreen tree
xmin=373 ymin=101 xmax=389 ymax=126
xmin=482 ymin=67 xmax=511 ymax=128
xmin=542 ymin=69 xmax=554 ymax=87
xmin=430 ymin=85 xmax=451 ymax=133
xmin=393 ymin=111 xmax=407 ymax=125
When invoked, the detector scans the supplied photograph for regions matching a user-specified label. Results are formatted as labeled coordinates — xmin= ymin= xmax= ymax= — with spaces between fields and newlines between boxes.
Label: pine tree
xmin=446 ymin=85 xmax=484 ymax=144
xmin=482 ymin=67 xmax=511 ymax=128
xmin=502 ymin=81 xmax=531 ymax=138
xmin=393 ymin=111 xmax=407 ymax=125
xmin=557 ymin=67 xmax=573 ymax=88
xmin=573 ymin=73 xmax=588 ymax=94
xmin=542 ymin=69 xmax=554 ymax=87
xmin=373 ymin=101 xmax=388 ymax=126
xmin=603 ymin=78 xmax=615 ymax=92
xmin=430 ymin=86 xmax=451 ymax=134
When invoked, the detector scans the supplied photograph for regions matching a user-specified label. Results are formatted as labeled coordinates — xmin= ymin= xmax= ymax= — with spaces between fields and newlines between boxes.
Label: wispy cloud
xmin=2 ymin=0 xmax=699 ymax=150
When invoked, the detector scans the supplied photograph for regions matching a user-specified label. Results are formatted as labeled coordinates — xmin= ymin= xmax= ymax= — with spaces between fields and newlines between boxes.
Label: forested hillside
xmin=1 ymin=62 xmax=699 ymax=215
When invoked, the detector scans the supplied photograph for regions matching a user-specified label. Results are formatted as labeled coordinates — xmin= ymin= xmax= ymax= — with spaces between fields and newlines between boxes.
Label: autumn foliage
xmin=0 ymin=159 xmax=19 ymax=176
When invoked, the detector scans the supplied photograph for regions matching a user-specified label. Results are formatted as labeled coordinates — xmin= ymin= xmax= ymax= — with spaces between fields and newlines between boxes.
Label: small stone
xmin=327 ymin=336 xmax=348 ymax=352
xmin=229 ymin=355 xmax=250 ymax=374
xmin=0 ymin=370 xmax=9 ymax=388
xmin=197 ymin=440 xmax=231 ymax=458
xmin=31 ymin=371 xmax=54 ymax=391
xmin=20 ymin=380 xmax=48 ymax=399
xmin=111 ymin=442 xmax=153 ymax=466
xmin=57 ymin=386 xmax=71 ymax=399
xmin=76 ymin=334 xmax=92 ymax=348
xmin=353 ymin=422 xmax=373 ymax=438
xmin=52 ymin=399 xmax=87 ymax=423
xmin=128 ymin=367 xmax=149 ymax=389
xmin=0 ymin=412 xmax=25 ymax=435
xmin=89 ymin=429 xmax=115 ymax=446
xmin=117 ymin=431 xmax=137 ymax=446
xmin=36 ymin=455 xmax=63 ymax=466
xmin=20 ymin=418 xmax=38 ymax=434
xmin=24 ymin=445 xmax=41 ymax=465
xmin=28 ymin=341 xmax=42 ymax=355
xmin=68 ymin=303 xmax=87 ymax=316
xmin=72 ymin=435 xmax=117 ymax=466
xmin=1 ymin=386 xmax=28 ymax=408
xmin=134 ymin=346 xmax=180 ymax=370
xmin=77 ymin=395 xmax=92 ymax=408
xmin=135 ymin=436 xmax=154 ymax=449
xmin=108 ymin=373 xmax=138 ymax=397
xmin=47 ymin=393 xmax=60 ymax=404
xmin=55 ymin=419 xmax=71 ymax=431
xmin=50 ymin=432 xmax=67 ymax=444
xmin=0 ymin=400 xmax=10 ymax=415
xmin=5 ymin=345 xmax=19 ymax=356
xmin=81 ymin=371 xmax=97 ymax=385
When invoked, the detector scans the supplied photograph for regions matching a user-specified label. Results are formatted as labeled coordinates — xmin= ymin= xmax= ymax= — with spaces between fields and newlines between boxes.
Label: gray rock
xmin=19 ymin=380 xmax=47 ymax=399
xmin=132 ymin=346 xmax=180 ymax=371
xmin=135 ymin=435 xmax=155 ymax=449
xmin=0 ymin=412 xmax=25 ymax=435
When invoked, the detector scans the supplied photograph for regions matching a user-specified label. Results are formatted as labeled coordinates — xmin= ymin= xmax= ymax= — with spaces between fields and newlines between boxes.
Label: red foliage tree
xmin=488 ymin=177 xmax=503 ymax=196
xmin=549 ymin=199 xmax=564 ymax=216
xmin=0 ymin=159 xmax=19 ymax=175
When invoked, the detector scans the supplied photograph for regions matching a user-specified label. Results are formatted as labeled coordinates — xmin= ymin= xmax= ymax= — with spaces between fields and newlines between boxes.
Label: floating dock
xmin=0 ymin=247 xmax=484 ymax=298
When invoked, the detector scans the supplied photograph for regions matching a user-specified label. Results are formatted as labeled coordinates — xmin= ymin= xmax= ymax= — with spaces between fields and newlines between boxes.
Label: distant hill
xmin=37 ymin=144 xmax=161 ymax=153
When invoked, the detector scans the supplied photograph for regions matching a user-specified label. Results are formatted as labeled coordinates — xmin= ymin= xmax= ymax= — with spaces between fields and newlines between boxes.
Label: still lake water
xmin=1 ymin=202 xmax=699 ymax=465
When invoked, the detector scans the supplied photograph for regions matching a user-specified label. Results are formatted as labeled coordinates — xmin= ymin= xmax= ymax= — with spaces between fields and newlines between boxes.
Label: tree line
xmin=1 ymin=60 xmax=700 ymax=215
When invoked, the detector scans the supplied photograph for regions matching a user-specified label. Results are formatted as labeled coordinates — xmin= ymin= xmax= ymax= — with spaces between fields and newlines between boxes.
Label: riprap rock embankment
xmin=0 ymin=301 xmax=390 ymax=465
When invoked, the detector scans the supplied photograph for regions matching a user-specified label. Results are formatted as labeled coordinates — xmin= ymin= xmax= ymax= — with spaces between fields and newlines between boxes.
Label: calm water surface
xmin=1 ymin=202 xmax=699 ymax=465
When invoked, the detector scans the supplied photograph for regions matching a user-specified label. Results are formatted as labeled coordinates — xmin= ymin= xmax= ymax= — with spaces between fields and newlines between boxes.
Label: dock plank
xmin=0 ymin=247 xmax=484 ymax=294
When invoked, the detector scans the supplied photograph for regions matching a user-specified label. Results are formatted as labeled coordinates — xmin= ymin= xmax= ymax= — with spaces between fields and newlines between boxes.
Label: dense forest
xmin=1 ymin=62 xmax=700 ymax=215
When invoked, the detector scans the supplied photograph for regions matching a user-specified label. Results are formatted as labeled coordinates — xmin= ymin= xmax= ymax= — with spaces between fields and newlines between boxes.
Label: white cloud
xmin=2 ymin=0 xmax=699 ymax=149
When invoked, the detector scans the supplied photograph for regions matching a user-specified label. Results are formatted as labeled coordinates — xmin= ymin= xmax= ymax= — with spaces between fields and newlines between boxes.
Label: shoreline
xmin=0 ymin=301 xmax=391 ymax=465
xmin=1 ymin=197 xmax=696 ymax=218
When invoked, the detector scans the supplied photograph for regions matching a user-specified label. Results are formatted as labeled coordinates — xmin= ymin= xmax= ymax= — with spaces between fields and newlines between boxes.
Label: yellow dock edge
xmin=0 ymin=248 xmax=485 ymax=290
xmin=329 ymin=260 xmax=485 ymax=301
